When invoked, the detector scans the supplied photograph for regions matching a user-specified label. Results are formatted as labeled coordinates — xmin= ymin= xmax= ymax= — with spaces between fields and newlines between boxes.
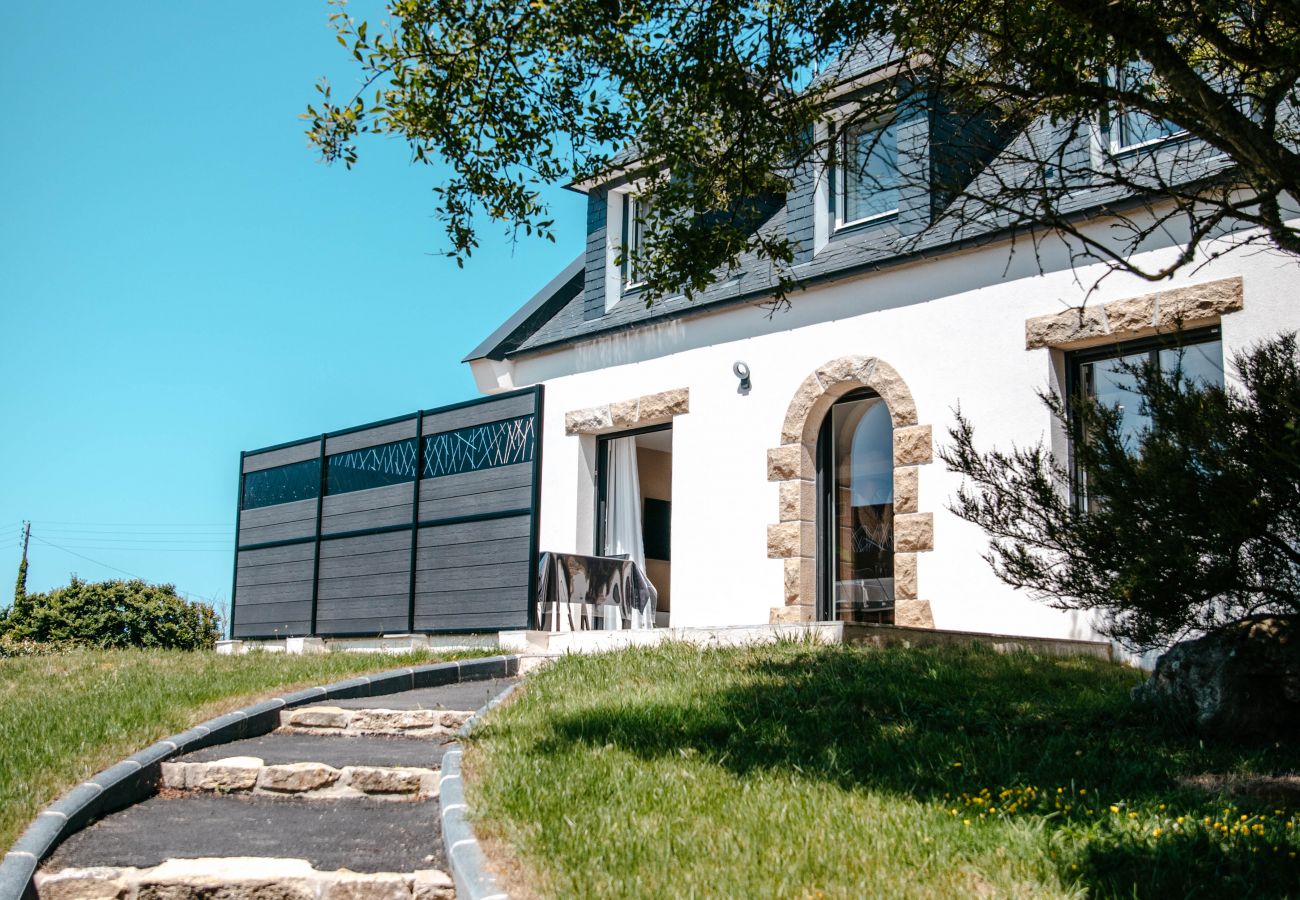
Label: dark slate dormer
xmin=582 ymin=187 xmax=610 ymax=321
xmin=893 ymin=75 xmax=933 ymax=238
xmin=786 ymin=71 xmax=1018 ymax=264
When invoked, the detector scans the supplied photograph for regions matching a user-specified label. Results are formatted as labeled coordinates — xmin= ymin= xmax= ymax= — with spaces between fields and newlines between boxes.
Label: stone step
xmin=36 ymin=857 xmax=453 ymax=900
xmin=278 ymin=706 xmax=472 ymax=737
xmin=31 ymin=676 xmax=521 ymax=898
xmin=43 ymin=794 xmax=447 ymax=875
xmin=162 ymin=758 xmax=438 ymax=800
xmin=326 ymin=678 xmax=516 ymax=713
xmin=179 ymin=732 xmax=451 ymax=769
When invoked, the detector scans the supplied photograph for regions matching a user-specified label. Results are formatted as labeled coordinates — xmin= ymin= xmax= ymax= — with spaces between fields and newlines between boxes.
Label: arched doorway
xmin=766 ymin=355 xmax=935 ymax=627
xmin=819 ymin=389 xmax=895 ymax=623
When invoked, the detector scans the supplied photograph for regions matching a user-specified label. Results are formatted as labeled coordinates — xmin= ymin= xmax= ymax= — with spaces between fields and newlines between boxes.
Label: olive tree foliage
xmin=305 ymin=0 xmax=1300 ymax=306
xmin=940 ymin=333 xmax=1300 ymax=651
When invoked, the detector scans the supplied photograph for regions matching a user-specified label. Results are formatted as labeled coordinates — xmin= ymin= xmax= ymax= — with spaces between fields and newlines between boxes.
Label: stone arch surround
xmin=766 ymin=356 xmax=935 ymax=627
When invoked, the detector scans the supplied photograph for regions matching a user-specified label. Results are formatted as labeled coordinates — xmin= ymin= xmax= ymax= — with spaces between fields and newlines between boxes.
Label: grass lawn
xmin=466 ymin=642 xmax=1299 ymax=899
xmin=0 ymin=646 xmax=486 ymax=849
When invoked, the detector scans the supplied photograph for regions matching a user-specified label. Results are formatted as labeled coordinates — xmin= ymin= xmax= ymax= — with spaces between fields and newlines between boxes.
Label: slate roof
xmin=465 ymin=47 xmax=1234 ymax=363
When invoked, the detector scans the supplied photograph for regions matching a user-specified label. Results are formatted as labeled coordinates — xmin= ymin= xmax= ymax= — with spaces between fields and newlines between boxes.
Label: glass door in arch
xmin=820 ymin=390 xmax=894 ymax=623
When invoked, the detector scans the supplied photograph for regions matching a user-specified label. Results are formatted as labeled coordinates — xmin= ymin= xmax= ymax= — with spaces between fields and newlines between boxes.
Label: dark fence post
xmin=310 ymin=434 xmax=327 ymax=637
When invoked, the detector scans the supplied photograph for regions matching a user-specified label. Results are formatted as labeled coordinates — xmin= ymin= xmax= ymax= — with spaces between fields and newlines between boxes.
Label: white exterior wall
xmin=472 ymin=227 xmax=1300 ymax=641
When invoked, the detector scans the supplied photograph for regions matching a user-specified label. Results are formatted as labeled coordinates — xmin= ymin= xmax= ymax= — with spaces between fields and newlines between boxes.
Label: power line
xmin=42 ymin=547 xmax=229 ymax=553
xmin=30 ymin=519 xmax=233 ymax=528
xmin=28 ymin=534 xmax=214 ymax=601
xmin=30 ymin=536 xmax=232 ymax=544
xmin=35 ymin=528 xmax=233 ymax=533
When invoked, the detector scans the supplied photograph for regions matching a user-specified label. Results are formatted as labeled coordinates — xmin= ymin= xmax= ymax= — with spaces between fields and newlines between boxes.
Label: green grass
xmin=0 ymin=646 xmax=487 ymax=849
xmin=466 ymin=642 xmax=1299 ymax=899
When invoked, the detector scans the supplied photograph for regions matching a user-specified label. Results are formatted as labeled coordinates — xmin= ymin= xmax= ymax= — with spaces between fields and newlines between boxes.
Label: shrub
xmin=0 ymin=578 xmax=219 ymax=651
xmin=942 ymin=333 xmax=1300 ymax=651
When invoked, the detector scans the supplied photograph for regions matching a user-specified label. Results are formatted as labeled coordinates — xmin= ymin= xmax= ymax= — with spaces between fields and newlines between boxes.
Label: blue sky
xmin=0 ymin=3 xmax=585 ymax=616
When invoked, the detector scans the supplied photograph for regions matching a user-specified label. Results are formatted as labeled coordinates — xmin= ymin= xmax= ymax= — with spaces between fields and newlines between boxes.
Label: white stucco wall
xmin=472 ymin=224 xmax=1300 ymax=641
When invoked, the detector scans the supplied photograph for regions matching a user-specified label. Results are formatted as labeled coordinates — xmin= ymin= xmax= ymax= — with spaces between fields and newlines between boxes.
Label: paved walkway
xmin=38 ymin=676 xmax=518 ymax=898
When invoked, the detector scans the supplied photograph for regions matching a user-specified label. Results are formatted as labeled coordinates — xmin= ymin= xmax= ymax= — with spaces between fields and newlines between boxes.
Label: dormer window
xmin=1111 ymin=62 xmax=1186 ymax=153
xmin=621 ymin=193 xmax=652 ymax=289
xmin=835 ymin=117 xmax=900 ymax=228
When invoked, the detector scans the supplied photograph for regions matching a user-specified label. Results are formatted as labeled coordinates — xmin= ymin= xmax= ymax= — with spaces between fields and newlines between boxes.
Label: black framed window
xmin=241 ymin=458 xmax=320 ymax=510
xmin=595 ymin=422 xmax=671 ymax=558
xmin=1068 ymin=327 xmax=1224 ymax=506
xmin=325 ymin=438 xmax=417 ymax=495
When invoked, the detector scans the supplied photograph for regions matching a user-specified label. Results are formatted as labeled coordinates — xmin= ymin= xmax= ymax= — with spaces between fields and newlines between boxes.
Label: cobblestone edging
xmin=439 ymin=682 xmax=522 ymax=900
xmin=161 ymin=759 xmax=440 ymax=800
xmin=33 ymin=857 xmax=455 ymax=900
xmin=0 ymin=655 xmax=520 ymax=900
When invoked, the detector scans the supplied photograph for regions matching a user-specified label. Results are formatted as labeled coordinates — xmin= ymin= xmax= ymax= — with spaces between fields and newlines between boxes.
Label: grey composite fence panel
xmin=418 ymin=515 xmax=530 ymax=546
xmin=243 ymin=442 xmax=320 ymax=474
xmin=324 ymin=418 xmax=418 ymax=455
xmin=415 ymin=536 xmax=530 ymax=570
xmin=418 ymin=485 xmax=532 ymax=521
xmin=315 ymin=531 xmax=412 ymax=635
xmin=231 ymin=547 xmax=314 ymax=638
xmin=418 ymin=462 xmax=532 ymax=501
xmin=237 ymin=541 xmax=315 ymax=568
xmin=413 ymin=516 xmax=532 ymax=631
xmin=237 ymin=498 xmax=317 ymax=546
xmin=421 ymin=392 xmax=536 ymax=435
xmin=321 ymin=482 xmax=414 ymax=535
xmin=232 ymin=387 xmax=541 ymax=639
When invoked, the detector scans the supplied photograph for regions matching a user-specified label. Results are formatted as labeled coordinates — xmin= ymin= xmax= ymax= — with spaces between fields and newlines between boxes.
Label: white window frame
xmin=604 ymin=185 xmax=658 ymax=312
xmin=1108 ymin=63 xmax=1188 ymax=155
xmin=833 ymin=115 xmax=901 ymax=230
xmin=621 ymin=191 xmax=651 ymax=290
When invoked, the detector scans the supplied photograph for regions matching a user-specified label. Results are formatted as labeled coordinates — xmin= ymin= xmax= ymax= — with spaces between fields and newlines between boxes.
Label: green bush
xmin=0 ymin=579 xmax=219 ymax=651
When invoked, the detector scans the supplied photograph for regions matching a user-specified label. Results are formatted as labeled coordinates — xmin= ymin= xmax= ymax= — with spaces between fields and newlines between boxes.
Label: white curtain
xmin=603 ymin=436 xmax=645 ymax=573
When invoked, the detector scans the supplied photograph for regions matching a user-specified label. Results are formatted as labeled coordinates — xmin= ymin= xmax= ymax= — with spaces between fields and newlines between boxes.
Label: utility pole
xmin=14 ymin=521 xmax=30 ymax=606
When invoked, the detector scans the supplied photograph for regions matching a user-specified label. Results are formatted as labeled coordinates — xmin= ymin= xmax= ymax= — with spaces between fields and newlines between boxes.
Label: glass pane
xmin=1083 ymin=339 xmax=1224 ymax=454
xmin=326 ymin=438 xmax=417 ymax=495
xmin=842 ymin=120 xmax=899 ymax=223
xmin=1084 ymin=350 xmax=1151 ymax=452
xmin=1116 ymin=63 xmax=1182 ymax=148
xmin=242 ymin=458 xmax=319 ymax=510
xmin=1159 ymin=340 xmax=1224 ymax=389
xmin=423 ymin=415 xmax=534 ymax=479
xmin=831 ymin=397 xmax=894 ymax=622
xmin=625 ymin=196 xmax=651 ymax=286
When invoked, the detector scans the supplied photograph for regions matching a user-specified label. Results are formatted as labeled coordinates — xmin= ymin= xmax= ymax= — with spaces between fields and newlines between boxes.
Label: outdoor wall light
xmin=733 ymin=361 xmax=752 ymax=395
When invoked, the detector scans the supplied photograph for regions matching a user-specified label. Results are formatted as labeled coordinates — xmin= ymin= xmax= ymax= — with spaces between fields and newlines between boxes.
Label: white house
xmin=459 ymin=59 xmax=1295 ymax=644
xmin=228 ymin=52 xmax=1296 ymax=648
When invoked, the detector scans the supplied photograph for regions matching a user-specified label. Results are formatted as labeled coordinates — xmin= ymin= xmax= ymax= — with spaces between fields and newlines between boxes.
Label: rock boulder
xmin=1132 ymin=616 xmax=1299 ymax=741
